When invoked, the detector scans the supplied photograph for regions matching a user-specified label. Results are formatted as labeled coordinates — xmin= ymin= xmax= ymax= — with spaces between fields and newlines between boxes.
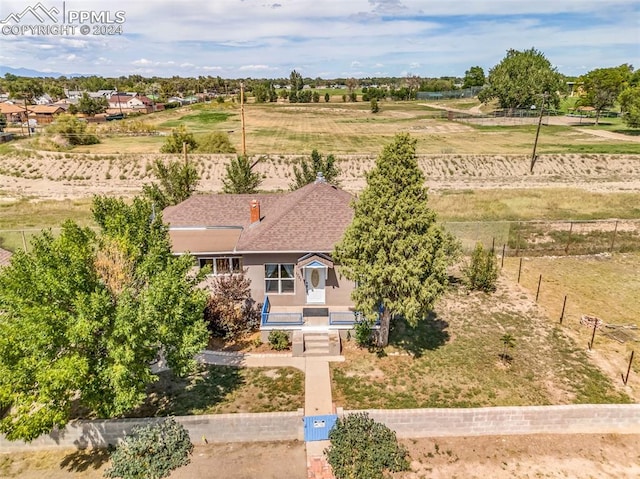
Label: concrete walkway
xmin=198 ymin=350 xmax=343 ymax=479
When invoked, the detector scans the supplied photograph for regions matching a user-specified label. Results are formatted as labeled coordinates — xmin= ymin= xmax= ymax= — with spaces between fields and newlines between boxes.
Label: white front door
xmin=305 ymin=267 xmax=326 ymax=304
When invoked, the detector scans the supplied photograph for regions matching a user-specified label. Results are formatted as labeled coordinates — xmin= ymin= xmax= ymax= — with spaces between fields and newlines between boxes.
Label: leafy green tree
xmin=7 ymin=77 xmax=44 ymax=103
xmin=463 ymin=242 xmax=498 ymax=292
xmin=0 ymin=113 xmax=6 ymax=132
xmin=463 ymin=66 xmax=486 ymax=88
xmin=290 ymin=149 xmax=340 ymax=190
xmin=47 ymin=114 xmax=100 ymax=145
xmin=160 ymin=126 xmax=198 ymax=153
xmin=478 ymin=48 xmax=563 ymax=110
xmin=76 ymin=92 xmax=108 ymax=116
xmin=578 ymin=64 xmax=632 ymax=124
xmin=333 ymin=134 xmax=458 ymax=346
xmin=0 ymin=198 xmax=208 ymax=441
xmin=196 ymin=131 xmax=236 ymax=153
xmin=312 ymin=91 xmax=320 ymax=103
xmin=324 ymin=92 xmax=330 ymax=103
xmin=618 ymin=85 xmax=640 ymax=128
xmin=325 ymin=412 xmax=409 ymax=479
xmin=222 ymin=155 xmax=261 ymax=194
xmin=143 ymin=158 xmax=200 ymax=210
xmin=104 ymin=418 xmax=193 ymax=479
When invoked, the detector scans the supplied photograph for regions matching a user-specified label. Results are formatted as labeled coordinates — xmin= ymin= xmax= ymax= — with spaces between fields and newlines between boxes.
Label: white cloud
xmin=239 ymin=64 xmax=272 ymax=70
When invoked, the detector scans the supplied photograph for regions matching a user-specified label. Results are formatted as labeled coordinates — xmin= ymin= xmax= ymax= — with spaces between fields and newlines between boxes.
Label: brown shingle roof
xmin=0 ymin=248 xmax=12 ymax=267
xmin=0 ymin=103 xmax=26 ymax=114
xmin=28 ymin=105 xmax=64 ymax=114
xmin=163 ymin=182 xmax=354 ymax=253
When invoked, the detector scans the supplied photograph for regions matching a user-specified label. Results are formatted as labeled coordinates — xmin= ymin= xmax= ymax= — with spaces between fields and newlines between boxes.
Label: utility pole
xmin=529 ymin=92 xmax=548 ymax=173
xmin=240 ymin=82 xmax=247 ymax=157
xmin=24 ymin=98 xmax=31 ymax=137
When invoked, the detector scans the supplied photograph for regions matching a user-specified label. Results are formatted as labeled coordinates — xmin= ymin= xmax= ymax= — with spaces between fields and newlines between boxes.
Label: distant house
xmin=107 ymin=94 xmax=155 ymax=114
xmin=28 ymin=105 xmax=65 ymax=124
xmin=34 ymin=94 xmax=53 ymax=105
xmin=163 ymin=176 xmax=361 ymax=352
xmin=0 ymin=102 xmax=27 ymax=122
xmin=0 ymin=248 xmax=12 ymax=267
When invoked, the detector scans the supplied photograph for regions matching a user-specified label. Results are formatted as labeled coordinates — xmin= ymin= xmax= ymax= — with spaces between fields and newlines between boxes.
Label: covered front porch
xmin=260 ymin=296 xmax=363 ymax=331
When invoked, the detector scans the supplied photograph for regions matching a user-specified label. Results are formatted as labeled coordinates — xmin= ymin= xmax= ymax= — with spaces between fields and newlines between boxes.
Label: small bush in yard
xmin=104 ymin=417 xmax=192 ymax=479
xmin=268 ymin=330 xmax=290 ymax=350
xmin=325 ymin=412 xmax=409 ymax=479
xmin=354 ymin=318 xmax=374 ymax=348
xmin=463 ymin=242 xmax=498 ymax=292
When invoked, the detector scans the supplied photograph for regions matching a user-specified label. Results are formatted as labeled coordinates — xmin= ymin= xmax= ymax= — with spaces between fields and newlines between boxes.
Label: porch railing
xmin=329 ymin=311 xmax=362 ymax=325
xmin=261 ymin=296 xmax=304 ymax=327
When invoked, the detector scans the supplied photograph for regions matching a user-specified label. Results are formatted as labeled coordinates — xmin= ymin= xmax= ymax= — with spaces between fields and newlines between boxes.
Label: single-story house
xmin=163 ymin=175 xmax=361 ymax=353
xmin=107 ymin=95 xmax=154 ymax=114
xmin=0 ymin=102 xmax=27 ymax=123
xmin=28 ymin=105 xmax=65 ymax=124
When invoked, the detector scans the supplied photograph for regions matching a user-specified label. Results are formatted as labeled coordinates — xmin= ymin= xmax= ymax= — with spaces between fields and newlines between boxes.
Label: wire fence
xmin=416 ymin=87 xmax=483 ymax=100
xmin=1 ymin=219 xmax=639 ymax=258
xmin=443 ymin=219 xmax=640 ymax=257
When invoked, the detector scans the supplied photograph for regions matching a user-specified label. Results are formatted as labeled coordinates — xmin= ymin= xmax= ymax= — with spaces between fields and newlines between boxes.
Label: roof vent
xmin=314 ymin=171 xmax=325 ymax=184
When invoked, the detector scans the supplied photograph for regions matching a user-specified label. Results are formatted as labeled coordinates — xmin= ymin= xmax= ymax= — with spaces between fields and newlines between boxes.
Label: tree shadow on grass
xmin=389 ymin=311 xmax=450 ymax=358
xmin=127 ymin=364 xmax=245 ymax=418
xmin=60 ymin=447 xmax=111 ymax=472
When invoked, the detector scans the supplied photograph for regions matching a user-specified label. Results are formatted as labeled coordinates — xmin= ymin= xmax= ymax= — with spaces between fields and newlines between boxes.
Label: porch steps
xmin=304 ymin=333 xmax=330 ymax=356
xmin=303 ymin=331 xmax=341 ymax=357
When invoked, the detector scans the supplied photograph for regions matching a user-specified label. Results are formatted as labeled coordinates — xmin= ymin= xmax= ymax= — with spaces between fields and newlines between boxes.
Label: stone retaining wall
xmin=343 ymin=404 xmax=640 ymax=438
xmin=0 ymin=410 xmax=305 ymax=452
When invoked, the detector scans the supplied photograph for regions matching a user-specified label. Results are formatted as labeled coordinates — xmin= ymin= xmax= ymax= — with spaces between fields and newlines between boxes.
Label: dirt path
xmin=422 ymin=102 xmax=640 ymax=143
xmin=3 ymin=434 xmax=640 ymax=479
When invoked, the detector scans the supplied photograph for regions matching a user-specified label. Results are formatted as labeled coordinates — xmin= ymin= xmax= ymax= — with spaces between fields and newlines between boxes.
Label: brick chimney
xmin=250 ymin=199 xmax=260 ymax=224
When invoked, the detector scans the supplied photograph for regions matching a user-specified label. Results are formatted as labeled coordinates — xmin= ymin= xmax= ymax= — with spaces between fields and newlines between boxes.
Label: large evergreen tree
xmin=333 ymin=133 xmax=458 ymax=346
xmin=0 ymin=197 xmax=208 ymax=441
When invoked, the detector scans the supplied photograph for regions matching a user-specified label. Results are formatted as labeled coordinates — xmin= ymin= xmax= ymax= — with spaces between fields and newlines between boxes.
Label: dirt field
xmin=2 ymin=435 xmax=640 ymax=479
xmin=1 ymin=152 xmax=640 ymax=200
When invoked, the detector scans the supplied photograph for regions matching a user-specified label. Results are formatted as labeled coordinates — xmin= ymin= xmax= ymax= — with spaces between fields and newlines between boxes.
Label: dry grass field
xmin=1 ymin=99 xmax=639 ymax=478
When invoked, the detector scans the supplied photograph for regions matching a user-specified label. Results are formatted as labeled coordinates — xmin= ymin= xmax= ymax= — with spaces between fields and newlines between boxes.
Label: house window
xmin=265 ymin=264 xmax=295 ymax=294
xmin=199 ymin=257 xmax=242 ymax=275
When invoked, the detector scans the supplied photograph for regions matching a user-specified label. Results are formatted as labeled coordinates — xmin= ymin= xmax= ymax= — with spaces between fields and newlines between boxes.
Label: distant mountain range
xmin=0 ymin=65 xmax=87 ymax=78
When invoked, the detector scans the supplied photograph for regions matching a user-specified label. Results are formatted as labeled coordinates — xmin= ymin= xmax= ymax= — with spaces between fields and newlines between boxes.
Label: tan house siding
xmin=195 ymin=252 xmax=354 ymax=308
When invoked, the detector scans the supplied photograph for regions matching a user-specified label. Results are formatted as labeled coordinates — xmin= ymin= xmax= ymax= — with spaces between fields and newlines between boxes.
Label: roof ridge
xmin=237 ymin=182 xmax=350 ymax=251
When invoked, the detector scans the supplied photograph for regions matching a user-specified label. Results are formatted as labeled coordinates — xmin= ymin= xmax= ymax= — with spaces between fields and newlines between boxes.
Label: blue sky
xmin=0 ymin=0 xmax=638 ymax=78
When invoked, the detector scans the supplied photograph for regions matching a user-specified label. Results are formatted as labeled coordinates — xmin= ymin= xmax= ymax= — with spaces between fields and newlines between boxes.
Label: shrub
xmin=325 ymin=412 xmax=409 ymax=479
xmin=289 ymin=149 xmax=340 ymax=189
xmin=353 ymin=318 xmax=374 ymax=348
xmin=268 ymin=330 xmax=290 ymax=351
xmin=370 ymin=98 xmax=379 ymax=113
xmin=203 ymin=271 xmax=260 ymax=340
xmin=463 ymin=242 xmax=498 ymax=292
xmin=104 ymin=418 xmax=193 ymax=479
xmin=160 ymin=126 xmax=197 ymax=153
xmin=196 ymin=131 xmax=236 ymax=154
xmin=47 ymin=114 xmax=99 ymax=146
